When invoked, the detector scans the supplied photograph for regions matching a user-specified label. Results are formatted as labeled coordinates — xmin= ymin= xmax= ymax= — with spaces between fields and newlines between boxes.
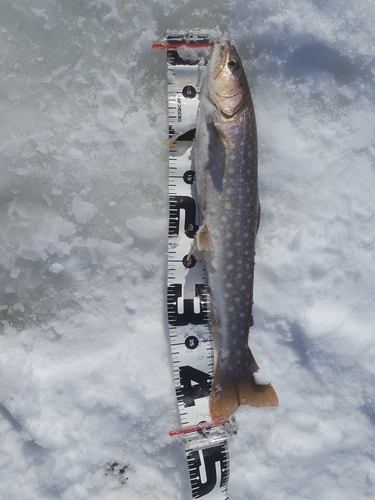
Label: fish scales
xmin=196 ymin=105 xmax=258 ymax=345
xmin=193 ymin=41 xmax=278 ymax=420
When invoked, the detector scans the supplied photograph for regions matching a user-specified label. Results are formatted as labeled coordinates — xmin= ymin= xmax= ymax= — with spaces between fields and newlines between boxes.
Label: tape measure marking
xmin=154 ymin=30 xmax=237 ymax=500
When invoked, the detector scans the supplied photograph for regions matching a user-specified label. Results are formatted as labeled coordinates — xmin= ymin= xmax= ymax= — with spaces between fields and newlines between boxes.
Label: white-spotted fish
xmin=193 ymin=41 xmax=278 ymax=420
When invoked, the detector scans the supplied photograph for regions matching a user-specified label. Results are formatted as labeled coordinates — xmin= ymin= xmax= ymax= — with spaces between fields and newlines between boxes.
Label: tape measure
xmin=153 ymin=30 xmax=238 ymax=499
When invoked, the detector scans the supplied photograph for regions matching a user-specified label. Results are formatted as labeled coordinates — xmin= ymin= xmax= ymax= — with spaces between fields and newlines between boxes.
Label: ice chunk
xmin=253 ymin=370 xmax=272 ymax=386
xmin=126 ymin=216 xmax=165 ymax=240
xmin=48 ymin=263 xmax=65 ymax=274
xmin=72 ymin=196 xmax=97 ymax=225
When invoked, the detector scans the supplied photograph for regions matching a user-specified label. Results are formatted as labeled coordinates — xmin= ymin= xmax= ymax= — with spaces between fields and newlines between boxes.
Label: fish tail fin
xmin=209 ymin=346 xmax=278 ymax=420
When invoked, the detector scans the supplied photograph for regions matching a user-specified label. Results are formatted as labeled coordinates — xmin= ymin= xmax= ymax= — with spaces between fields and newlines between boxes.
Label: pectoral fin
xmin=187 ymin=237 xmax=197 ymax=260
xmin=196 ymin=224 xmax=212 ymax=251
xmin=187 ymin=223 xmax=212 ymax=258
xmin=164 ymin=136 xmax=177 ymax=149
xmin=164 ymin=127 xmax=196 ymax=148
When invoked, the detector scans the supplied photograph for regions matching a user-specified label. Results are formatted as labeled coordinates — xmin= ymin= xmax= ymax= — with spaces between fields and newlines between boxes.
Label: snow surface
xmin=1 ymin=0 xmax=375 ymax=499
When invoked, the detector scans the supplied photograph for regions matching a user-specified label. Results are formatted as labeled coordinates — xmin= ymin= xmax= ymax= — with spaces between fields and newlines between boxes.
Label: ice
xmin=0 ymin=0 xmax=375 ymax=499
xmin=72 ymin=196 xmax=98 ymax=225
xmin=48 ymin=263 xmax=65 ymax=274
xmin=253 ymin=370 xmax=271 ymax=386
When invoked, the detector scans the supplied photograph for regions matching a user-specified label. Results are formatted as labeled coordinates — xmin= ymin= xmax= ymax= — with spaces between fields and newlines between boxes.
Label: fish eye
xmin=228 ymin=58 xmax=239 ymax=70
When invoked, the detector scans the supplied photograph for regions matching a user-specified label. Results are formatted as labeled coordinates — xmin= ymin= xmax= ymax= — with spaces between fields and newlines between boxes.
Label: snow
xmin=1 ymin=1 xmax=375 ymax=499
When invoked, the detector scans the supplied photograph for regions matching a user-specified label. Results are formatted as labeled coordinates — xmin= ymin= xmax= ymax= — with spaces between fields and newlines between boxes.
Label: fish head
xmin=206 ymin=41 xmax=251 ymax=118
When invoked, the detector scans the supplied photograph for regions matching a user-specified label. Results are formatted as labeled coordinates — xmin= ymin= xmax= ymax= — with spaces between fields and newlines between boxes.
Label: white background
xmin=0 ymin=1 xmax=374 ymax=498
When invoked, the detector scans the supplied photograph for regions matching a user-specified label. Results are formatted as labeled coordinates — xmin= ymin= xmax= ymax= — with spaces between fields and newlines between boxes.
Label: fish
xmin=192 ymin=40 xmax=279 ymax=420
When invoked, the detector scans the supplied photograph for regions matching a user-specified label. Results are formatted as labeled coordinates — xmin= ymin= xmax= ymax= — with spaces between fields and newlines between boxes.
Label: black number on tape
xmin=182 ymin=85 xmax=197 ymax=99
xmin=169 ymin=196 xmax=199 ymax=239
xmin=179 ymin=366 xmax=212 ymax=407
xmin=185 ymin=335 xmax=199 ymax=350
xmin=183 ymin=170 xmax=196 ymax=185
xmin=167 ymin=284 xmax=208 ymax=326
xmin=187 ymin=443 xmax=229 ymax=498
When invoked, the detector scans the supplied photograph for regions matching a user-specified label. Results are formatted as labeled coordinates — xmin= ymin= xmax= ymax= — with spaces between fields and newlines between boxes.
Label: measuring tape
xmin=153 ymin=30 xmax=238 ymax=499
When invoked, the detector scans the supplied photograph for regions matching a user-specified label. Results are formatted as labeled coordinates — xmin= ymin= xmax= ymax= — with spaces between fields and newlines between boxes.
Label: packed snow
xmin=1 ymin=0 xmax=375 ymax=499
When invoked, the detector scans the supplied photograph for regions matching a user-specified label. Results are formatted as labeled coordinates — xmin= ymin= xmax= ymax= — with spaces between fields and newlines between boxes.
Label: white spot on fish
xmin=228 ymin=251 xmax=234 ymax=258
xmin=227 ymin=264 xmax=234 ymax=271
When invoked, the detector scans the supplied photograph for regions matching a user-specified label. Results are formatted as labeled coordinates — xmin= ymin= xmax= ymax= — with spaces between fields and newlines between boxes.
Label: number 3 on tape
xmin=153 ymin=30 xmax=238 ymax=500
